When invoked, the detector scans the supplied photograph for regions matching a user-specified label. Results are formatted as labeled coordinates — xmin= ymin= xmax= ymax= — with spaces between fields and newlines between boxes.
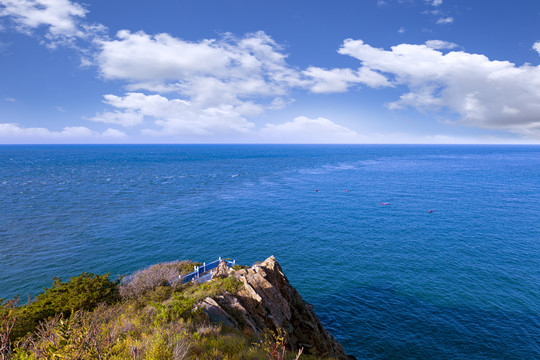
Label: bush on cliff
xmin=13 ymin=272 xmax=120 ymax=340
xmin=119 ymin=260 xmax=197 ymax=301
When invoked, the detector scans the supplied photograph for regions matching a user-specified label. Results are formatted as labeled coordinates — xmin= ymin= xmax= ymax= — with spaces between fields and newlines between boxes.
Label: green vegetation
xmin=11 ymin=273 xmax=120 ymax=342
xmin=0 ymin=261 xmax=332 ymax=360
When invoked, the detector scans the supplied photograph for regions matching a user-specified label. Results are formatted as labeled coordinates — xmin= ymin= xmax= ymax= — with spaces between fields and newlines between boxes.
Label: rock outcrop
xmin=200 ymin=256 xmax=353 ymax=359
xmin=213 ymin=260 xmax=232 ymax=278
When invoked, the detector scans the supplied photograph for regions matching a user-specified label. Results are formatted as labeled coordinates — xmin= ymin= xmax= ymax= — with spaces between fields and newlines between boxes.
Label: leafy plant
xmin=13 ymin=273 xmax=119 ymax=341
xmin=259 ymin=327 xmax=304 ymax=360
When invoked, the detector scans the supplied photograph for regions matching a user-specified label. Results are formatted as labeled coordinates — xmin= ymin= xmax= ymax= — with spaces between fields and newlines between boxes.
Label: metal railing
xmin=171 ymin=257 xmax=235 ymax=285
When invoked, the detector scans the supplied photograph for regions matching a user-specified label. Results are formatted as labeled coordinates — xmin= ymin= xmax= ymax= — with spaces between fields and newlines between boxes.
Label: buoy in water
xmin=315 ymin=189 xmax=318 ymax=192
xmin=428 ymin=209 xmax=434 ymax=213
xmin=380 ymin=202 xmax=389 ymax=205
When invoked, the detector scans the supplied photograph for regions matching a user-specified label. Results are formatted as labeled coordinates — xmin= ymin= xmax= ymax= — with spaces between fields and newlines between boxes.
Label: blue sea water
xmin=0 ymin=144 xmax=539 ymax=359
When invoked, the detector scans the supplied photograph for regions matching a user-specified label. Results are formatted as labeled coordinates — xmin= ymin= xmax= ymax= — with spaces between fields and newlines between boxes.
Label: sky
xmin=1 ymin=0 xmax=540 ymax=144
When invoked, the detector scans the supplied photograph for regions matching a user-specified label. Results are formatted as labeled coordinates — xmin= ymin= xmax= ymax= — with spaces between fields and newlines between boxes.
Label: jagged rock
xmin=215 ymin=293 xmax=258 ymax=335
xmin=200 ymin=297 xmax=237 ymax=328
xmin=204 ymin=256 xmax=353 ymax=360
xmin=213 ymin=260 xmax=231 ymax=278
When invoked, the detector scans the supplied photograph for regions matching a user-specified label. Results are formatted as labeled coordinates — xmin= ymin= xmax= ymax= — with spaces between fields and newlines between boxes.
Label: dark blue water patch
xmin=314 ymin=286 xmax=540 ymax=360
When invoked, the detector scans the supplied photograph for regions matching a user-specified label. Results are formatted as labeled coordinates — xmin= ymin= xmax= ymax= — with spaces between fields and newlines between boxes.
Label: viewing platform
xmin=171 ymin=257 xmax=235 ymax=285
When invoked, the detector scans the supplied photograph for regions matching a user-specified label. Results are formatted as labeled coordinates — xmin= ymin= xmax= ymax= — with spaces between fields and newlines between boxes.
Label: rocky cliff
xmin=199 ymin=256 xmax=353 ymax=359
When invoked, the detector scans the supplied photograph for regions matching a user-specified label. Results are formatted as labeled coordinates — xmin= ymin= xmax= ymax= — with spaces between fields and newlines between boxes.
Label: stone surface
xmin=200 ymin=297 xmax=238 ymax=328
xmin=200 ymin=256 xmax=353 ymax=360
xmin=213 ymin=260 xmax=231 ymax=278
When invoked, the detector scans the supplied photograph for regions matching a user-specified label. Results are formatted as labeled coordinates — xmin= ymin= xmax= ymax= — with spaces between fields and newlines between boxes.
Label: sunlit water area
xmin=1 ymin=144 xmax=539 ymax=359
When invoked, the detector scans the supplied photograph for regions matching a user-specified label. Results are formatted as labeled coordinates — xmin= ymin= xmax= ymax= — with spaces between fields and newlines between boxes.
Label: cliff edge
xmin=200 ymin=256 xmax=353 ymax=359
xmin=4 ymin=256 xmax=354 ymax=359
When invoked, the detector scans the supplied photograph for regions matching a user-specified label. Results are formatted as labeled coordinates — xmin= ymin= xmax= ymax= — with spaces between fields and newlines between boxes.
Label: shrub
xmin=32 ymin=273 xmax=119 ymax=314
xmin=232 ymin=264 xmax=248 ymax=271
xmin=13 ymin=273 xmax=119 ymax=340
xmin=220 ymin=276 xmax=243 ymax=294
xmin=120 ymin=261 xmax=193 ymax=300
xmin=146 ymin=333 xmax=172 ymax=360
xmin=1 ymin=298 xmax=18 ymax=360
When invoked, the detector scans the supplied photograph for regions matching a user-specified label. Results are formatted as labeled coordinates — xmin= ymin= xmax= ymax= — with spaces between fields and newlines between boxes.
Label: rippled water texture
xmin=1 ymin=145 xmax=539 ymax=359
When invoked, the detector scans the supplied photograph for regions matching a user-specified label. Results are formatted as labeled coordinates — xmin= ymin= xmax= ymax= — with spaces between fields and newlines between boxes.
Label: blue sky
xmin=1 ymin=0 xmax=540 ymax=144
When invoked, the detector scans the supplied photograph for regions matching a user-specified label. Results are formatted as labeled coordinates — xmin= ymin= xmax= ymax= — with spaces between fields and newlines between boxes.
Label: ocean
xmin=0 ymin=144 xmax=539 ymax=359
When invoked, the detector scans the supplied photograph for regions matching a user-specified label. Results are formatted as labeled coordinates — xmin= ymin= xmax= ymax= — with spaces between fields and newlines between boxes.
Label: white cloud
xmin=4 ymin=97 xmax=16 ymax=102
xmin=96 ymin=31 xmax=304 ymax=104
xmin=425 ymin=40 xmax=458 ymax=50
xmin=0 ymin=123 xmax=126 ymax=143
xmin=436 ymin=17 xmax=454 ymax=24
xmin=303 ymin=66 xmax=391 ymax=93
xmin=102 ymin=128 xmax=127 ymax=138
xmin=260 ymin=116 xmax=364 ymax=143
xmin=398 ymin=27 xmax=405 ymax=34
xmin=0 ymin=0 xmax=88 ymax=42
xmin=432 ymin=0 xmax=442 ymax=6
xmin=533 ymin=41 xmax=540 ymax=55
xmin=92 ymin=31 xmax=311 ymax=138
xmin=90 ymin=108 xmax=144 ymax=127
xmin=95 ymin=92 xmax=256 ymax=137
xmin=335 ymin=39 xmax=540 ymax=137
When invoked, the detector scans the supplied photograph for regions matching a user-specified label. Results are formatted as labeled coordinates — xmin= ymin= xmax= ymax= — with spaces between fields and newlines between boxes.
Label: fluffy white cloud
xmin=96 ymin=31 xmax=304 ymax=104
xmin=92 ymin=31 xmax=310 ymax=137
xmin=432 ymin=0 xmax=442 ymax=6
xmin=303 ymin=66 xmax=391 ymax=93
xmin=259 ymin=116 xmax=364 ymax=143
xmin=0 ymin=0 xmax=92 ymax=44
xmin=533 ymin=42 xmax=540 ymax=55
xmin=0 ymin=123 xmax=126 ymax=143
xmin=335 ymin=39 xmax=540 ymax=136
xmin=425 ymin=40 xmax=458 ymax=50
xmin=436 ymin=17 xmax=454 ymax=24
xmin=94 ymin=93 xmax=256 ymax=137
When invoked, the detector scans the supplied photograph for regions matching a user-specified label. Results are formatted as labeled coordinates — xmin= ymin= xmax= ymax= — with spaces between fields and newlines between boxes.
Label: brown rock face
xmin=205 ymin=256 xmax=352 ymax=360
xmin=213 ymin=260 xmax=231 ymax=278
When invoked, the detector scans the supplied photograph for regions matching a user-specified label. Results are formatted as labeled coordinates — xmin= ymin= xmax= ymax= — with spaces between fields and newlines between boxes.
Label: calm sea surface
xmin=1 ymin=145 xmax=539 ymax=359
